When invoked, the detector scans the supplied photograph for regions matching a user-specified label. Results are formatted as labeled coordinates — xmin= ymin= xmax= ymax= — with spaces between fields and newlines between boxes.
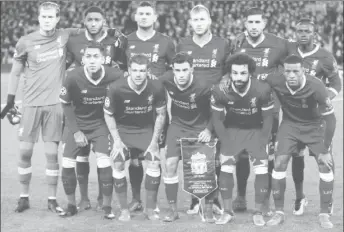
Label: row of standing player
xmin=1 ymin=1 xmax=340 ymax=229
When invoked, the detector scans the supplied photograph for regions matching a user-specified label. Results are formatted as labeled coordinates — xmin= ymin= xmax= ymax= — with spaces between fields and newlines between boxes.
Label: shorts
xmin=165 ymin=124 xmax=200 ymax=159
xmin=18 ymin=104 xmax=63 ymax=143
xmin=219 ymin=127 xmax=267 ymax=166
xmin=275 ymin=120 xmax=327 ymax=159
xmin=63 ymin=125 xmax=112 ymax=159
xmin=113 ymin=130 xmax=153 ymax=162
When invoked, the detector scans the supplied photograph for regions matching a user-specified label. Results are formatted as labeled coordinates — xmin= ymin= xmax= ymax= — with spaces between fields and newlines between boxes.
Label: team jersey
xmin=13 ymin=28 xmax=82 ymax=107
xmin=160 ymin=71 xmax=211 ymax=131
xmin=177 ymin=35 xmax=231 ymax=86
xmin=67 ymin=29 xmax=128 ymax=70
xmin=211 ymin=78 xmax=274 ymax=129
xmin=103 ymin=77 xmax=166 ymax=134
xmin=288 ymin=42 xmax=341 ymax=96
xmin=59 ymin=66 xmax=123 ymax=131
xmin=265 ymin=72 xmax=334 ymax=124
xmin=126 ymin=31 xmax=175 ymax=76
xmin=231 ymin=32 xmax=289 ymax=80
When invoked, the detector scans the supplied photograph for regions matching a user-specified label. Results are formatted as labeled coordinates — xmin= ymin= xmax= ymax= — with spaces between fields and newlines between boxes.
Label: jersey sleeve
xmin=13 ymin=37 xmax=27 ymax=64
xmin=166 ymin=38 xmax=176 ymax=66
xmin=315 ymin=82 xmax=335 ymax=116
xmin=103 ymin=83 xmax=117 ymax=116
xmin=211 ymin=85 xmax=225 ymax=112
xmin=108 ymin=67 xmax=124 ymax=82
xmin=64 ymin=28 xmax=83 ymax=36
xmin=154 ymin=81 xmax=167 ymax=109
xmin=261 ymin=84 xmax=274 ymax=111
xmin=322 ymin=55 xmax=342 ymax=96
xmin=59 ymin=74 xmax=74 ymax=104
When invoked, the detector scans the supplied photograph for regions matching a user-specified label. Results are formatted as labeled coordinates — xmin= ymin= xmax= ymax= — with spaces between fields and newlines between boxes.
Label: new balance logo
xmin=124 ymin=100 xmax=130 ymax=103
xmin=129 ymin=45 xmax=135 ymax=49
xmin=81 ymin=89 xmax=87 ymax=94
xmin=228 ymin=101 xmax=234 ymax=105
xmin=169 ymin=91 xmax=174 ymax=95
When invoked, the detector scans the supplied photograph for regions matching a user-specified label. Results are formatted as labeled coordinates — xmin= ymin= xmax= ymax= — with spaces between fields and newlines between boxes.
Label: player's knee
xmin=271 ymin=169 xmax=287 ymax=180
xmin=165 ymin=158 xmax=179 ymax=177
xmin=318 ymin=163 xmax=333 ymax=177
xmin=253 ymin=160 xmax=268 ymax=175
xmin=62 ymin=157 xmax=76 ymax=169
xmin=113 ymin=161 xmax=125 ymax=171
xmin=44 ymin=141 xmax=59 ymax=156
xmin=19 ymin=147 xmax=33 ymax=165
xmin=76 ymin=155 xmax=89 ymax=163
xmin=96 ymin=153 xmax=111 ymax=169
xmin=130 ymin=158 xmax=142 ymax=167
xmin=273 ymin=156 xmax=288 ymax=171
xmin=220 ymin=164 xmax=235 ymax=174
xmin=319 ymin=171 xmax=334 ymax=182
xmin=62 ymin=167 xmax=77 ymax=195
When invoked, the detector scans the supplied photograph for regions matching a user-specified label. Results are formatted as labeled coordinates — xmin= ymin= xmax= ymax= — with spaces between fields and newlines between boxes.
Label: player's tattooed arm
xmin=151 ymin=106 xmax=167 ymax=144
xmin=104 ymin=113 xmax=121 ymax=142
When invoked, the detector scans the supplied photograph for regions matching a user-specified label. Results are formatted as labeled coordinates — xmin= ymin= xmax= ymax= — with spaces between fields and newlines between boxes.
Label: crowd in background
xmin=1 ymin=1 xmax=343 ymax=65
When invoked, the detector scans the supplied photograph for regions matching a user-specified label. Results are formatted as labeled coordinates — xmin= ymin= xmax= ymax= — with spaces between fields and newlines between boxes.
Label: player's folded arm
xmin=210 ymin=89 xmax=227 ymax=143
xmin=323 ymin=55 xmax=342 ymax=98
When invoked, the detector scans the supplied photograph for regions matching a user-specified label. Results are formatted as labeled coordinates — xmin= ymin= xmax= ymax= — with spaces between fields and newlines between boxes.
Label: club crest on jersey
xmin=250 ymin=97 xmax=257 ymax=107
xmin=301 ymin=99 xmax=308 ymax=108
xmin=263 ymin=48 xmax=270 ymax=57
xmin=153 ymin=44 xmax=159 ymax=53
xmin=56 ymin=36 xmax=62 ymax=46
xmin=240 ymin=49 xmax=246 ymax=53
xmin=129 ymin=45 xmax=135 ymax=49
xmin=104 ymin=97 xmax=110 ymax=108
xmin=60 ymin=87 xmax=67 ymax=96
xmin=210 ymin=95 xmax=215 ymax=104
xmin=187 ymin=51 xmax=192 ymax=55
xmin=189 ymin=93 xmax=196 ymax=103
xmin=148 ymin=95 xmax=154 ymax=104
xmin=106 ymin=45 xmax=111 ymax=54
xmin=312 ymin=60 xmax=319 ymax=69
xmin=212 ymin=49 xmax=218 ymax=59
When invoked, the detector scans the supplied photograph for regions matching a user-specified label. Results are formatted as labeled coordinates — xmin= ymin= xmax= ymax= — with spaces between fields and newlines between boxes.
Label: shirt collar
xmin=83 ymin=65 xmax=105 ymax=85
xmin=85 ymin=30 xmax=108 ymax=42
xmin=297 ymin=44 xmax=320 ymax=58
xmin=244 ymin=31 xmax=265 ymax=48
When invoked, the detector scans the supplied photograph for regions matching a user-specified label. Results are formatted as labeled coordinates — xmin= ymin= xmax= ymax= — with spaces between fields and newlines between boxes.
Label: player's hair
xmin=84 ymin=6 xmax=105 ymax=18
xmin=190 ymin=4 xmax=211 ymax=18
xmin=129 ymin=54 xmax=150 ymax=67
xmin=137 ymin=1 xmax=156 ymax=13
xmin=172 ymin=52 xmax=193 ymax=67
xmin=283 ymin=54 xmax=304 ymax=66
xmin=225 ymin=53 xmax=256 ymax=74
xmin=296 ymin=18 xmax=316 ymax=32
xmin=84 ymin=42 xmax=105 ymax=55
xmin=39 ymin=1 xmax=60 ymax=17
xmin=245 ymin=7 xmax=265 ymax=19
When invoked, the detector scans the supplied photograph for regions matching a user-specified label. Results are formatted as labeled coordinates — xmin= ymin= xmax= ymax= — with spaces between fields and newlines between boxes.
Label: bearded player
xmin=59 ymin=43 xmax=123 ymax=218
xmin=125 ymin=1 xmax=176 ymax=212
xmin=64 ymin=6 xmax=128 ymax=211
xmin=160 ymin=52 xmax=215 ymax=223
xmin=0 ymin=2 xmax=83 ymax=213
xmin=229 ymin=7 xmax=290 ymax=213
xmin=104 ymin=54 xmax=166 ymax=221
xmin=211 ymin=53 xmax=273 ymax=226
xmin=264 ymin=55 xmax=336 ymax=229
xmin=176 ymin=4 xmax=231 ymax=215
xmin=287 ymin=18 xmax=341 ymax=216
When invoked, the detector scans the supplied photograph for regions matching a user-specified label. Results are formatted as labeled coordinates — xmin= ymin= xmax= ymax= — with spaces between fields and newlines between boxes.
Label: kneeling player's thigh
xmin=91 ymin=133 xmax=112 ymax=157
xmin=41 ymin=104 xmax=64 ymax=142
xmin=18 ymin=106 xmax=42 ymax=143
xmin=63 ymin=132 xmax=90 ymax=160
xmin=165 ymin=125 xmax=196 ymax=159
xmin=275 ymin=122 xmax=300 ymax=156
xmin=246 ymin=129 xmax=268 ymax=161
xmin=120 ymin=131 xmax=152 ymax=152
xmin=220 ymin=128 xmax=245 ymax=157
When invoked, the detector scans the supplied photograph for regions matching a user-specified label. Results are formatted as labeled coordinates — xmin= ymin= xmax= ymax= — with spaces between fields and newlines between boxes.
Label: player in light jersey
xmin=211 ymin=53 xmax=273 ymax=226
xmin=125 ymin=1 xmax=176 ymax=212
xmin=176 ymin=4 xmax=230 ymax=215
xmin=287 ymin=19 xmax=341 ymax=216
xmin=59 ymin=43 xmax=123 ymax=218
xmin=64 ymin=6 xmax=128 ymax=211
xmin=0 ymin=2 xmax=82 ymax=213
xmin=229 ymin=7 xmax=290 ymax=214
xmin=264 ymin=55 xmax=336 ymax=229
xmin=104 ymin=54 xmax=166 ymax=221
xmin=160 ymin=52 xmax=214 ymax=223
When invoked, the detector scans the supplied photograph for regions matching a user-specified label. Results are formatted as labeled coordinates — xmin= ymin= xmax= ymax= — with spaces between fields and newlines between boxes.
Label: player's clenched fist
xmin=73 ymin=131 xmax=88 ymax=147
xmin=111 ymin=139 xmax=128 ymax=161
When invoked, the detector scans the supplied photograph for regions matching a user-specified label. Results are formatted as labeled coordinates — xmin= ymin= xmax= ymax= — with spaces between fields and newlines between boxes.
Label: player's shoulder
xmin=18 ymin=30 xmax=40 ymax=45
xmin=108 ymin=76 xmax=126 ymax=91
xmin=104 ymin=66 xmax=124 ymax=79
xmin=252 ymin=78 xmax=271 ymax=93
xmin=211 ymin=83 xmax=226 ymax=96
xmin=211 ymin=35 xmax=229 ymax=46
xmin=155 ymin=32 xmax=173 ymax=41
xmin=178 ymin=36 xmax=193 ymax=46
xmin=265 ymin=32 xmax=288 ymax=43
xmin=149 ymin=78 xmax=165 ymax=91
xmin=265 ymin=71 xmax=284 ymax=86
xmin=306 ymin=74 xmax=326 ymax=88
xmin=127 ymin=31 xmax=137 ymax=41
xmin=317 ymin=47 xmax=335 ymax=60
xmin=66 ymin=67 xmax=84 ymax=83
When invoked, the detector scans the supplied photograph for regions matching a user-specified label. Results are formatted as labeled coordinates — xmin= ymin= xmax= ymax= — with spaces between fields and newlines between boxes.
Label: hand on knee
xmin=253 ymin=160 xmax=268 ymax=175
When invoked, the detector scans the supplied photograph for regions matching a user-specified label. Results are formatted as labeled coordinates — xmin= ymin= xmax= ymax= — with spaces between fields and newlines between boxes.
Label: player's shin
xmin=292 ymin=156 xmax=305 ymax=200
xmin=253 ymin=162 xmax=269 ymax=212
xmin=271 ymin=170 xmax=287 ymax=212
xmin=96 ymin=155 xmax=113 ymax=208
xmin=18 ymin=145 xmax=34 ymax=197
xmin=45 ymin=142 xmax=60 ymax=200
xmin=319 ymin=168 xmax=334 ymax=214
xmin=113 ymin=165 xmax=128 ymax=209
xmin=235 ymin=156 xmax=250 ymax=198
xmin=129 ymin=159 xmax=144 ymax=203
xmin=164 ymin=158 xmax=179 ymax=210
xmin=61 ymin=158 xmax=77 ymax=205
xmin=76 ymin=156 xmax=90 ymax=201
xmin=219 ymin=165 xmax=235 ymax=213
xmin=145 ymin=161 xmax=161 ymax=210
